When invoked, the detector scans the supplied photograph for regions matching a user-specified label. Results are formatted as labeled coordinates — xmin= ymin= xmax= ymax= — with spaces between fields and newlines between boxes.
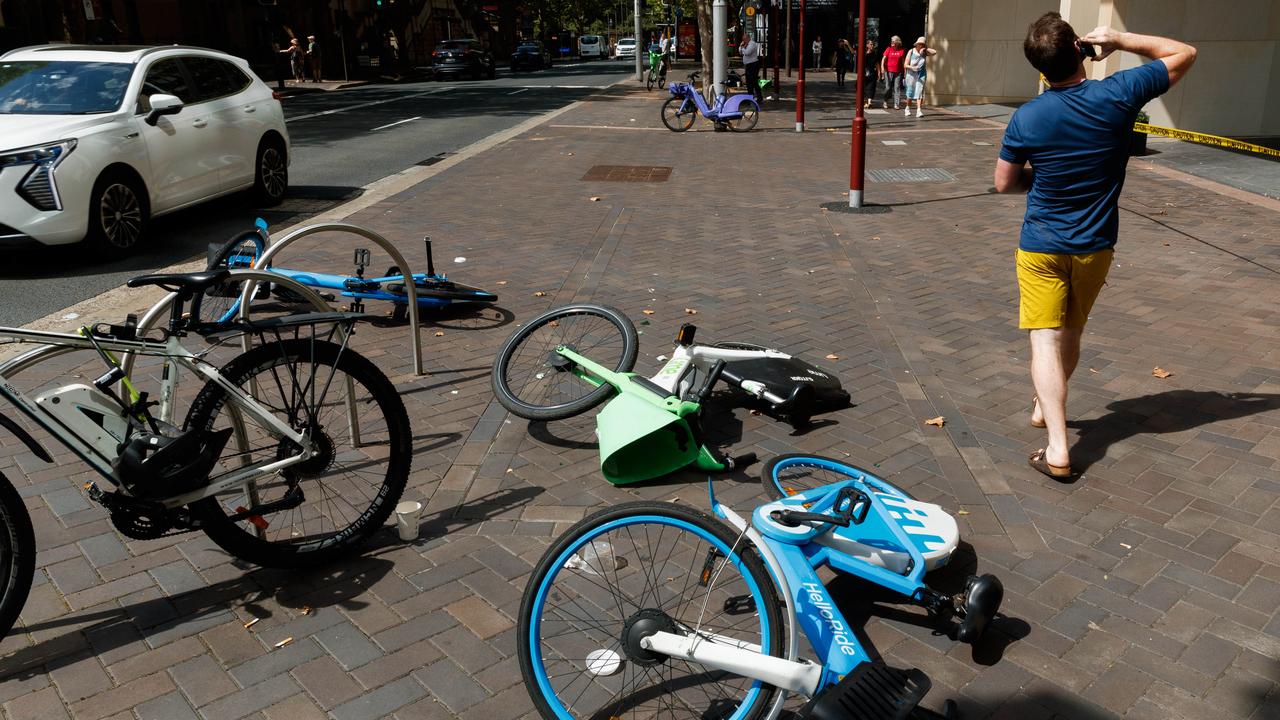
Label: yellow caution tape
xmin=1134 ymin=122 xmax=1280 ymax=159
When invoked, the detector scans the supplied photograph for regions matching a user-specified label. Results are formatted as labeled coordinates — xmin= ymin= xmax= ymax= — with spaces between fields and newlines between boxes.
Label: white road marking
xmin=549 ymin=124 xmax=664 ymax=132
xmin=882 ymin=140 xmax=907 ymax=145
xmin=286 ymin=88 xmax=449 ymax=123
xmin=508 ymin=88 xmax=528 ymax=95
xmin=371 ymin=116 xmax=422 ymax=131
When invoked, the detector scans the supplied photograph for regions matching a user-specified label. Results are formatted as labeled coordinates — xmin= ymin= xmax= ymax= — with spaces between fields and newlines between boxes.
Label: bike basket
xmin=596 ymin=393 xmax=698 ymax=485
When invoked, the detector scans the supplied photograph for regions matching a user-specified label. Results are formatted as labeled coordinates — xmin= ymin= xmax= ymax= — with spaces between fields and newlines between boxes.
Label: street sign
xmin=745 ymin=6 xmax=755 ymax=16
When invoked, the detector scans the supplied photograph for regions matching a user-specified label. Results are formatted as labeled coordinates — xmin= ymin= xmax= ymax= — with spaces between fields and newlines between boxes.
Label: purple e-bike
xmin=662 ymin=71 xmax=761 ymax=132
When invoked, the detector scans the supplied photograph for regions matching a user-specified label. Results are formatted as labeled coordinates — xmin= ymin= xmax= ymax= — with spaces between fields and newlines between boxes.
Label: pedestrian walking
xmin=279 ymin=37 xmax=305 ymax=82
xmin=862 ymin=40 xmax=880 ymax=108
xmin=306 ymin=35 xmax=321 ymax=82
xmin=879 ymin=35 xmax=905 ymax=108
xmin=835 ymin=39 xmax=854 ymax=88
xmin=739 ymin=32 xmax=763 ymax=104
xmin=903 ymin=36 xmax=937 ymax=116
xmin=812 ymin=37 xmax=823 ymax=70
xmin=993 ymin=12 xmax=1196 ymax=479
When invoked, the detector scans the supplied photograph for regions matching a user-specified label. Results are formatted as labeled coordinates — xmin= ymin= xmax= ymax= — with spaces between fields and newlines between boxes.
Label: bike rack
xmin=248 ymin=222 xmax=425 ymax=376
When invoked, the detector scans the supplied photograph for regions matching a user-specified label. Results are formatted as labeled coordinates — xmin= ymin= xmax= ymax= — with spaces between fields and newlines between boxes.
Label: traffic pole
xmin=713 ymin=0 xmax=727 ymax=98
xmin=634 ymin=0 xmax=642 ymax=81
xmin=849 ymin=0 xmax=867 ymax=207
xmin=770 ymin=0 xmax=779 ymax=88
xmin=795 ymin=0 xmax=804 ymax=131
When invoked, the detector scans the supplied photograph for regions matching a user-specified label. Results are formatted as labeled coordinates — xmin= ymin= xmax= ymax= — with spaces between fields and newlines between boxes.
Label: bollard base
xmin=820 ymin=200 xmax=892 ymax=214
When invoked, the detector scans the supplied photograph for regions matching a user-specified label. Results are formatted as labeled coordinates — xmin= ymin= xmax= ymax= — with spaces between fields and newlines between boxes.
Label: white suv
xmin=0 ymin=45 xmax=290 ymax=257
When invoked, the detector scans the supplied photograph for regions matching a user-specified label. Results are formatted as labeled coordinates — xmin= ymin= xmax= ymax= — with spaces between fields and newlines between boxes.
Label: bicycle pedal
xmin=798 ymin=661 xmax=932 ymax=720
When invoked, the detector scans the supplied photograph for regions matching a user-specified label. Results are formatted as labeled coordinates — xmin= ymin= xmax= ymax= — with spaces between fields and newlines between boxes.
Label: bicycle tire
xmin=201 ymin=230 xmax=269 ymax=325
xmin=661 ymin=96 xmax=696 ymax=132
xmin=184 ymin=338 xmax=410 ymax=567
xmin=382 ymin=273 xmax=498 ymax=304
xmin=519 ymin=501 xmax=783 ymax=720
xmin=0 ymin=473 xmax=35 ymax=640
xmin=761 ymin=453 xmax=918 ymax=502
xmin=713 ymin=341 xmax=772 ymax=352
xmin=492 ymin=304 xmax=638 ymax=421
xmin=646 ymin=72 xmax=655 ymax=91
xmin=726 ymin=99 xmax=760 ymax=132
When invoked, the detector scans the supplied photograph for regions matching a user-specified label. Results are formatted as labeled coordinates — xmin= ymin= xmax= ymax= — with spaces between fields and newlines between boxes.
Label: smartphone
xmin=1079 ymin=41 xmax=1097 ymax=59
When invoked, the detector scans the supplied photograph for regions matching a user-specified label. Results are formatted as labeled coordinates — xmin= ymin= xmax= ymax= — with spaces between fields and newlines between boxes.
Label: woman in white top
xmin=904 ymin=36 xmax=937 ymax=117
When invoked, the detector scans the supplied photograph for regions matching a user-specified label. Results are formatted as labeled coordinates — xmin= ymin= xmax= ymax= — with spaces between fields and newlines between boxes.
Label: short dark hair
xmin=1024 ymin=12 xmax=1081 ymax=82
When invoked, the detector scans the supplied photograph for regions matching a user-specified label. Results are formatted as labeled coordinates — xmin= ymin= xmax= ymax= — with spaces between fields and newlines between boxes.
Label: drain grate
xmin=582 ymin=165 xmax=673 ymax=182
xmin=868 ymin=168 xmax=957 ymax=183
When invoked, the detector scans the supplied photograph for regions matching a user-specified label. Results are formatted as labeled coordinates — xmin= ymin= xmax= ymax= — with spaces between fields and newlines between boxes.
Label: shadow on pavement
xmin=1069 ymin=390 xmax=1280 ymax=471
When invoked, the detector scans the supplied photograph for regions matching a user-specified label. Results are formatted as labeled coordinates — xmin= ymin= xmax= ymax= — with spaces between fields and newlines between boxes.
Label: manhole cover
xmin=867 ymin=168 xmax=957 ymax=183
xmin=582 ymin=165 xmax=673 ymax=182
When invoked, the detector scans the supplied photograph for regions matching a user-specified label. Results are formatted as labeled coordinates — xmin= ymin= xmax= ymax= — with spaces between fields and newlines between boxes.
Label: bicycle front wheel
xmin=761 ymin=453 xmax=917 ymax=501
xmin=201 ymin=230 xmax=269 ymax=325
xmin=646 ymin=71 xmax=655 ymax=91
xmin=492 ymin=304 xmax=638 ymax=421
xmin=184 ymin=338 xmax=411 ymax=567
xmin=520 ymin=502 xmax=783 ymax=720
xmin=662 ymin=96 xmax=696 ymax=132
xmin=0 ymin=473 xmax=35 ymax=640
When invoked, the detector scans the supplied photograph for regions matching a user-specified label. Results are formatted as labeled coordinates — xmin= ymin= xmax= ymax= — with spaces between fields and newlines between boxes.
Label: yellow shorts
xmin=1016 ymin=248 xmax=1113 ymax=329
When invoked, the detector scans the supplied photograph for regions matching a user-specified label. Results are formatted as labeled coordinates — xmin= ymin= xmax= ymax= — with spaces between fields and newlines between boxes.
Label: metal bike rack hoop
xmin=249 ymin=222 xmax=425 ymax=376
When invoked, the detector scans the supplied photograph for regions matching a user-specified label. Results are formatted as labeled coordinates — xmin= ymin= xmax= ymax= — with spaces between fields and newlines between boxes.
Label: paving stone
xmin=262 ymin=693 xmax=329 ymax=720
xmin=3 ymin=686 xmax=70 ymax=720
xmin=291 ymin=655 xmax=364 ymax=709
xmin=228 ymin=637 xmax=325 ymax=688
xmin=314 ymin=620 xmax=384 ymax=670
xmin=135 ymin=691 xmax=200 ymax=720
xmin=169 ymin=654 xmax=238 ymax=707
xmin=1180 ymin=631 xmax=1241 ymax=679
xmin=445 ymin=596 xmax=514 ymax=639
xmin=413 ymin=659 xmax=490 ymax=715
xmin=196 ymin=674 xmax=299 ymax=719
xmin=68 ymin=670 xmax=175 ymax=720
xmin=329 ymin=675 xmax=430 ymax=720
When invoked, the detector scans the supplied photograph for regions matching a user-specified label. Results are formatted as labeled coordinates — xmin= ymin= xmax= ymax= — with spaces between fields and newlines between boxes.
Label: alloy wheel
xmin=98 ymin=183 xmax=143 ymax=249
xmin=260 ymin=147 xmax=287 ymax=200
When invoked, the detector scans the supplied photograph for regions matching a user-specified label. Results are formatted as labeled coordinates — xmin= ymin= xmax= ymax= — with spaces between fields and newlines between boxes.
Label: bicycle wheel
xmin=725 ymin=100 xmax=760 ymax=132
xmin=492 ymin=304 xmax=638 ymax=421
xmin=661 ymin=97 xmax=696 ymax=132
xmin=184 ymin=338 xmax=411 ymax=567
xmin=761 ymin=453 xmax=917 ymax=501
xmin=0 ymin=473 xmax=35 ymax=640
xmin=646 ymin=71 xmax=655 ymax=91
xmin=200 ymin=230 xmax=268 ymax=325
xmin=520 ymin=501 xmax=783 ymax=720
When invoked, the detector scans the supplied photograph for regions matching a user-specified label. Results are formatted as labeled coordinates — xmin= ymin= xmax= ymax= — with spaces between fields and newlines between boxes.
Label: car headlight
xmin=0 ymin=139 xmax=77 ymax=211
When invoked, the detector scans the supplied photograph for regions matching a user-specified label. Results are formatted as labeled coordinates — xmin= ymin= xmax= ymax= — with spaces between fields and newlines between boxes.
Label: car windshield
xmin=620 ymin=39 xmax=636 ymax=45
xmin=581 ymin=36 xmax=600 ymax=43
xmin=517 ymin=43 xmax=539 ymax=50
xmin=0 ymin=61 xmax=133 ymax=115
xmin=437 ymin=41 xmax=473 ymax=51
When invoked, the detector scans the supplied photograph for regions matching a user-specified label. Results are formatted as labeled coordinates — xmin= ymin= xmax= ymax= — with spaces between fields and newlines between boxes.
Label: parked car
xmin=614 ymin=37 xmax=637 ymax=60
xmin=432 ymin=39 xmax=496 ymax=80
xmin=577 ymin=35 xmax=604 ymax=60
xmin=0 ymin=44 xmax=289 ymax=257
xmin=510 ymin=41 xmax=551 ymax=71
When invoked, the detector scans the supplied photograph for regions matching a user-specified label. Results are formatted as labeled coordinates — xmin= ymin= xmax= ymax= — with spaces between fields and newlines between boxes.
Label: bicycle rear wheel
xmin=726 ymin=100 xmax=760 ymax=132
xmin=184 ymin=338 xmax=410 ymax=567
xmin=0 ymin=474 xmax=35 ymax=640
xmin=761 ymin=453 xmax=917 ymax=501
xmin=520 ymin=501 xmax=783 ymax=720
xmin=492 ymin=304 xmax=638 ymax=421
xmin=662 ymin=96 xmax=696 ymax=132
xmin=201 ymin=230 xmax=269 ymax=325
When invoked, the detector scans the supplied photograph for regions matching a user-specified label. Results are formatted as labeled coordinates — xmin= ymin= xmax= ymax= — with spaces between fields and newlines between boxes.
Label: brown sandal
xmin=1030 ymin=396 xmax=1046 ymax=428
xmin=1028 ymin=449 xmax=1072 ymax=479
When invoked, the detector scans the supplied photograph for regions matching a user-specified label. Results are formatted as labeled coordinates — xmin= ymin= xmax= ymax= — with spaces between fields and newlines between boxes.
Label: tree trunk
xmin=696 ymin=0 xmax=712 ymax=82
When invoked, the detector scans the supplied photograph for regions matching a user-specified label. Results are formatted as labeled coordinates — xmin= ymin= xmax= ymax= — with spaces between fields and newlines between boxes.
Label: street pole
xmin=795 ymin=0 xmax=804 ymax=131
xmin=784 ymin=0 xmax=791 ymax=76
xmin=849 ymin=0 xmax=867 ymax=207
xmin=712 ymin=0 xmax=726 ymax=98
xmin=771 ymin=0 xmax=779 ymax=88
xmin=634 ymin=0 xmax=642 ymax=81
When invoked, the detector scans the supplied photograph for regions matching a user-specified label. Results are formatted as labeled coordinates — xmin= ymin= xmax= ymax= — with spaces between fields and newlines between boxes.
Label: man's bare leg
xmin=1031 ymin=325 xmax=1082 ymax=429
xmin=1029 ymin=327 xmax=1076 ymax=467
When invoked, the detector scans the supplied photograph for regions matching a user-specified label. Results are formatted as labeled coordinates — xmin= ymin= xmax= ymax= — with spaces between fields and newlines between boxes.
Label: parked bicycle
xmin=203 ymin=220 xmax=498 ymax=326
xmin=662 ymin=71 xmax=760 ymax=132
xmin=0 ymin=270 xmax=412 ymax=637
xmin=517 ymin=454 xmax=1002 ymax=719
xmin=644 ymin=46 xmax=667 ymax=91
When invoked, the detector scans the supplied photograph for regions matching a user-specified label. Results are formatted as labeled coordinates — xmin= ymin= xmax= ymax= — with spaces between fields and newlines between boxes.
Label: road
xmin=0 ymin=60 xmax=632 ymax=328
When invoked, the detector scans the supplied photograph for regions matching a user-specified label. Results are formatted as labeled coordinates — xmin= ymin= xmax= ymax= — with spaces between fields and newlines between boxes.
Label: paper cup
xmin=395 ymin=500 xmax=424 ymax=542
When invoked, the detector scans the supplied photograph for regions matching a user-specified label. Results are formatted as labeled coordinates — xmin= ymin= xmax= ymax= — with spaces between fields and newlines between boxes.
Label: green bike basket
xmin=596 ymin=393 xmax=698 ymax=485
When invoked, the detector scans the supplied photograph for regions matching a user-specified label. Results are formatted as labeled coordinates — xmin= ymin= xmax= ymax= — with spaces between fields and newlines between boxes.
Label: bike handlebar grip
xmin=691 ymin=359 xmax=726 ymax=406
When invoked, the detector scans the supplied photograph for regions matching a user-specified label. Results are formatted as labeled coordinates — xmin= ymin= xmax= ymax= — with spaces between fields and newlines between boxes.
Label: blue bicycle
xmin=517 ymin=454 xmax=1002 ymax=719
xmin=662 ymin=71 xmax=760 ymax=132
xmin=200 ymin=220 xmax=497 ymax=325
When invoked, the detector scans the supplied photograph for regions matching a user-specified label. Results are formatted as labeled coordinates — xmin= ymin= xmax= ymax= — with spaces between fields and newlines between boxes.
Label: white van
xmin=578 ymin=35 xmax=604 ymax=60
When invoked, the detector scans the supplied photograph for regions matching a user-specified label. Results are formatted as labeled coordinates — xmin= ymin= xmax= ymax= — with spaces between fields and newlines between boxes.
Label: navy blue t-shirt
xmin=999 ymin=60 xmax=1169 ymax=254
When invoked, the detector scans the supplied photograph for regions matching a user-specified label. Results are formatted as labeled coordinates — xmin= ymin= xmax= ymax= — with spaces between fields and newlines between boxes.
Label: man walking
xmin=994 ymin=12 xmax=1195 ymax=478
xmin=740 ymin=32 xmax=763 ymax=104
xmin=812 ymin=37 xmax=823 ymax=70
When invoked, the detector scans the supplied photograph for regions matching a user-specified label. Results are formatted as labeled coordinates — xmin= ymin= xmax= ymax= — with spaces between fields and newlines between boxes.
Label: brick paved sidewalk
xmin=2 ymin=73 xmax=1278 ymax=720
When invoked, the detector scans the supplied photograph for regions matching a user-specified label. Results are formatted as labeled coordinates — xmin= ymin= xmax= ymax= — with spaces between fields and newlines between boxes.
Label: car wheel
xmin=86 ymin=170 xmax=147 ymax=256
xmin=252 ymin=138 xmax=288 ymax=206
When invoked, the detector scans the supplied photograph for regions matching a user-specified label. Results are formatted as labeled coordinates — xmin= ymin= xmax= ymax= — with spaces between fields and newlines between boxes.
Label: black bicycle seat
xmin=127 ymin=270 xmax=230 ymax=295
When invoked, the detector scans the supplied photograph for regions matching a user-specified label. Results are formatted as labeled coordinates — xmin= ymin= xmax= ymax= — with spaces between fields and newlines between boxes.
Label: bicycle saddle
xmin=127 ymin=270 xmax=230 ymax=295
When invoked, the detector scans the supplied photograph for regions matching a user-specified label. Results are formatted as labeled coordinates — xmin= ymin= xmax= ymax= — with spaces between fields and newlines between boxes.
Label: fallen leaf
xmin=871 ymin=235 xmax=880 ymax=240
xmin=825 ymin=353 xmax=840 ymax=360
xmin=1089 ymin=368 xmax=1099 ymax=373
xmin=1119 ymin=543 xmax=1132 ymax=549
xmin=496 ymin=280 xmax=508 ymax=285
xmin=642 ymin=309 xmax=655 ymax=315
xmin=274 ymin=637 xmax=293 ymax=648
xmin=566 ymin=152 xmax=574 ymax=155
xmin=589 ymin=196 xmax=602 ymax=202
xmin=301 ymin=606 xmax=314 ymax=616
xmin=1152 ymin=367 xmax=1173 ymax=379
xmin=956 ymin=509 xmax=970 ymax=516
xmin=1087 ymin=621 xmax=1103 ymax=631
xmin=243 ymin=618 xmax=260 ymax=629
xmin=433 ymin=331 xmax=445 ymax=337
xmin=684 ymin=308 xmax=697 ymax=315
xmin=924 ymin=416 xmax=946 ymax=427
xmin=533 ymin=291 xmax=547 ymax=297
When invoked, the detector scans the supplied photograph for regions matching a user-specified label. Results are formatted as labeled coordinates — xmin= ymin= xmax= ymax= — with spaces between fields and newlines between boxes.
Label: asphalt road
xmin=0 ymin=60 xmax=633 ymax=328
